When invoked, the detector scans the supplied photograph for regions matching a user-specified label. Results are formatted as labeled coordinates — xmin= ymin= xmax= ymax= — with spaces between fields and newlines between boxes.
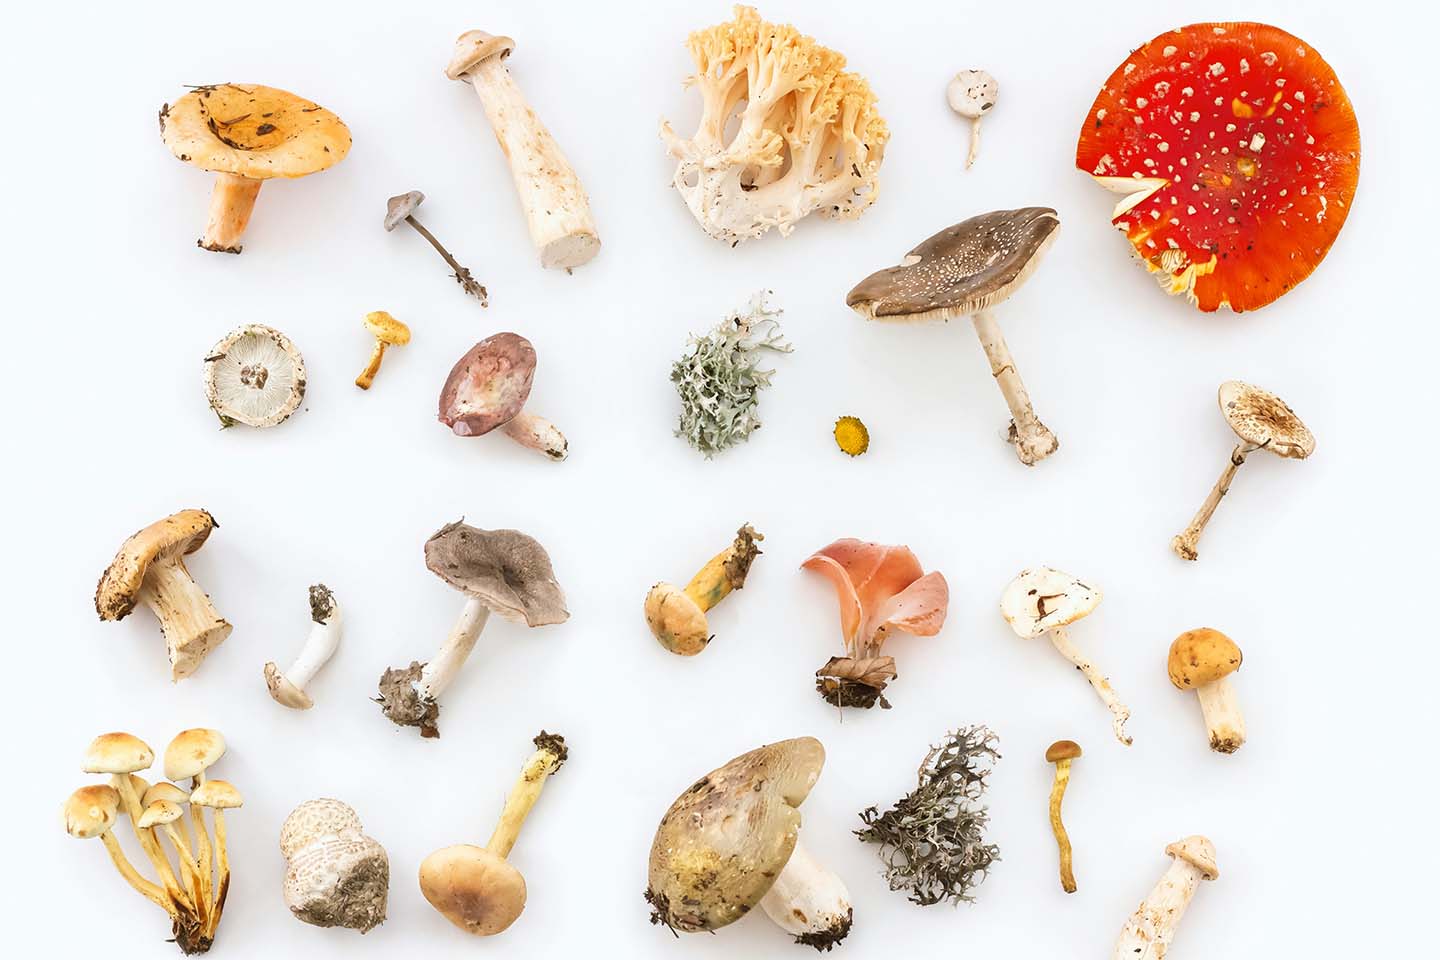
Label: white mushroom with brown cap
xmin=846 ymin=208 xmax=1061 ymax=465
xmin=203 ymin=324 xmax=307 ymax=428
xmin=264 ymin=584 xmax=342 ymax=710
xmin=1172 ymin=381 xmax=1316 ymax=561
xmin=439 ymin=332 xmax=567 ymax=460
xmin=646 ymin=737 xmax=853 ymax=951
xmin=95 ymin=510 xmax=232 ymax=681
xmin=445 ymin=33 xmax=600 ymax=270
xmin=377 ymin=522 xmax=568 ymax=738
xmin=1112 ymin=836 xmax=1218 ymax=960
xmin=1001 ymin=567 xmax=1132 ymax=745
xmin=280 ymin=798 xmax=389 ymax=932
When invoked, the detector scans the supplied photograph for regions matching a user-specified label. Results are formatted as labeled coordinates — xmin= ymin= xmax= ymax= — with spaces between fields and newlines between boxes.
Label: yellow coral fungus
xmin=833 ymin=416 xmax=870 ymax=457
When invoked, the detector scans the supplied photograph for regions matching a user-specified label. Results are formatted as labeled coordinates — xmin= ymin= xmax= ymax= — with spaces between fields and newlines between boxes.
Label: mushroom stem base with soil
xmin=137 ymin=560 xmax=233 ymax=682
xmin=1195 ymin=678 xmax=1245 ymax=754
xmin=970 ymin=309 xmax=1057 ymax=465
xmin=500 ymin=412 xmax=568 ymax=461
xmin=1172 ymin=443 xmax=1255 ymax=560
xmin=379 ymin=597 xmax=489 ymax=738
xmin=200 ymin=174 xmax=262 ymax=254
xmin=757 ymin=840 xmax=853 ymax=950
xmin=486 ymin=736 xmax=565 ymax=859
xmin=1048 ymin=625 xmax=1131 ymax=745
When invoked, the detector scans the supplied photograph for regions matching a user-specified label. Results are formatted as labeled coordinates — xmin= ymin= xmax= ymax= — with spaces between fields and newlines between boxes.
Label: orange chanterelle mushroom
xmin=1075 ymin=23 xmax=1359 ymax=312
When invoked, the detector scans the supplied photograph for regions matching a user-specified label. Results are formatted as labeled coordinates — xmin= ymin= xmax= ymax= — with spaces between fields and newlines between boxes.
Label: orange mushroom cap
xmin=1075 ymin=22 xmax=1359 ymax=313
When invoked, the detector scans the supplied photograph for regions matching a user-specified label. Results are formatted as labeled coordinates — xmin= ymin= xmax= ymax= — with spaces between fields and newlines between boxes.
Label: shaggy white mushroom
xmin=202 ymin=325 xmax=307 ymax=428
xmin=947 ymin=70 xmax=997 ymax=169
xmin=1112 ymin=836 xmax=1218 ymax=959
xmin=280 ymin=799 xmax=389 ymax=932
xmin=264 ymin=585 xmax=342 ymax=710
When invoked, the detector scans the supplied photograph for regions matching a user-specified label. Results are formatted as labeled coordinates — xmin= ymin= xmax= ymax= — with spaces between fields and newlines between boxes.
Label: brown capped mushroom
xmin=164 ymin=728 xmax=226 ymax=916
xmin=438 ymin=332 xmax=568 ymax=460
xmin=355 ymin=312 xmax=411 ymax=390
xmin=644 ymin=524 xmax=762 ymax=656
xmin=1168 ymin=629 xmax=1246 ymax=753
xmin=95 ymin=510 xmax=232 ymax=680
xmin=377 ymin=522 xmax=568 ymax=738
xmin=846 ymin=208 xmax=1061 ymax=465
xmin=159 ymin=84 xmax=351 ymax=253
xmin=1045 ymin=740 xmax=1082 ymax=893
xmin=646 ymin=737 xmax=853 ymax=950
xmin=280 ymin=798 xmax=389 ymax=932
xmin=1172 ymin=381 xmax=1315 ymax=560
xmin=385 ymin=191 xmax=488 ymax=304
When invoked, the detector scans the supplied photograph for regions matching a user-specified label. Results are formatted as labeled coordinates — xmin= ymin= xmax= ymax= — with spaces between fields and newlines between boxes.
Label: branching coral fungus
xmin=856 ymin=726 xmax=1000 ymax=906
xmin=660 ymin=5 xmax=889 ymax=244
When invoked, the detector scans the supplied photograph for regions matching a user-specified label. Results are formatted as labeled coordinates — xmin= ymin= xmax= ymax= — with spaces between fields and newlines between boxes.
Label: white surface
xmin=5 ymin=1 xmax=1432 ymax=956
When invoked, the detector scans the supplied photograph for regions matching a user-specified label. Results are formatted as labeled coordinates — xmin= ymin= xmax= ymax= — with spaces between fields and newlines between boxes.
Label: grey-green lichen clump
xmin=671 ymin=290 xmax=792 ymax=457
xmin=856 ymin=725 xmax=1000 ymax=906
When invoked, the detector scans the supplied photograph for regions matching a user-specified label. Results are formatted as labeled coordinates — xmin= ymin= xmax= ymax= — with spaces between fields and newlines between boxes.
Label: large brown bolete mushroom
xmin=377 ymin=522 xmax=567 ymax=738
xmin=95 ymin=510 xmax=232 ymax=681
xmin=846 ymin=208 xmax=1061 ymax=465
xmin=646 ymin=737 xmax=852 ymax=951
xmin=439 ymin=332 xmax=567 ymax=460
xmin=159 ymin=84 xmax=351 ymax=253
xmin=1172 ymin=380 xmax=1315 ymax=560
xmin=1075 ymin=23 xmax=1360 ymax=312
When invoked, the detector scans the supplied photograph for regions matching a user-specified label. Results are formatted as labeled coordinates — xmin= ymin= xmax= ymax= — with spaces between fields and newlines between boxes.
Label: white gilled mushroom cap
xmin=1000 ymin=567 xmax=1102 ymax=638
xmin=164 ymin=728 xmax=227 ymax=782
xmin=1218 ymin=381 xmax=1315 ymax=459
xmin=280 ymin=799 xmax=389 ymax=933
xmin=203 ymin=324 xmax=307 ymax=428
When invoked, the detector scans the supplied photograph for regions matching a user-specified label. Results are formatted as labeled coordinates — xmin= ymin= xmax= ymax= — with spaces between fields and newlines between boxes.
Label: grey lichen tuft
xmin=855 ymin=725 xmax=1000 ymax=906
xmin=671 ymin=290 xmax=792 ymax=457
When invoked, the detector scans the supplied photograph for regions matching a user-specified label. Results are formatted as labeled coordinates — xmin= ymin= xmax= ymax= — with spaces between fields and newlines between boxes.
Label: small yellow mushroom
xmin=644 ymin=525 xmax=762 ymax=656
xmin=355 ymin=311 xmax=411 ymax=390
xmin=833 ymin=416 xmax=870 ymax=457
xmin=1045 ymin=739 xmax=1082 ymax=893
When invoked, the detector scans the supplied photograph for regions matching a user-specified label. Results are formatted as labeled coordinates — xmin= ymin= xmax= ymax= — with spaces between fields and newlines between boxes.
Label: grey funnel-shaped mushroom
xmin=384 ymin=190 xmax=487 ymax=305
xmin=438 ymin=333 xmax=568 ymax=461
xmin=377 ymin=522 xmax=567 ymax=737
xmin=846 ymin=207 xmax=1061 ymax=465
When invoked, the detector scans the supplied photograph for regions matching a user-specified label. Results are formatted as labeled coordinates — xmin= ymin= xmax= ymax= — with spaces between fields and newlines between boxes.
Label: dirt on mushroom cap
xmin=160 ymin=83 xmax=351 ymax=180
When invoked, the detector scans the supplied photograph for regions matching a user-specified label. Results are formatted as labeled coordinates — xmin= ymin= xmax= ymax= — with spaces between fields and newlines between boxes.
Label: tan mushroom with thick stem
xmin=846 ymin=208 xmax=1062 ymax=465
xmin=1045 ymin=740 xmax=1082 ymax=894
xmin=1172 ymin=381 xmax=1315 ymax=560
xmin=159 ymin=84 xmax=351 ymax=253
xmin=1168 ymin=629 xmax=1246 ymax=754
xmin=1112 ymin=836 xmax=1218 ymax=959
xmin=644 ymin=525 xmax=763 ymax=655
xmin=1001 ymin=568 xmax=1132 ymax=745
xmin=355 ymin=312 xmax=411 ymax=391
xmin=445 ymin=32 xmax=600 ymax=270
xmin=95 ymin=510 xmax=232 ymax=681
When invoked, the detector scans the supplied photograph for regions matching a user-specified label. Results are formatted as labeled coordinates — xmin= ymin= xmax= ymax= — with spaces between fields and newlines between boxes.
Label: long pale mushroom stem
xmin=417 ymin=598 xmax=491 ymax=702
xmin=200 ymin=173 xmax=263 ymax=254
xmin=206 ymin=810 xmax=231 ymax=937
xmin=970 ymin=309 xmax=1058 ymax=465
xmin=966 ymin=117 xmax=982 ymax=169
xmin=159 ymin=824 xmax=207 ymax=922
xmin=1172 ymin=443 xmax=1256 ymax=560
xmin=136 ymin=558 xmax=231 ymax=681
xmin=1112 ymin=852 xmax=1210 ymax=959
xmin=486 ymin=736 xmax=566 ymax=859
xmin=1048 ymin=760 xmax=1076 ymax=893
xmin=190 ymin=776 xmax=214 ymax=909
xmin=1047 ymin=626 xmax=1132 ymax=745
xmin=99 ymin=832 xmax=172 ymax=911
xmin=500 ymin=412 xmax=569 ymax=460
xmin=113 ymin=774 xmax=195 ymax=912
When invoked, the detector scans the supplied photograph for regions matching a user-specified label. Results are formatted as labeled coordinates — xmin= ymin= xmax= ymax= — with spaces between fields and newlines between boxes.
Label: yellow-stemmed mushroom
xmin=355 ymin=312 xmax=411 ymax=390
xmin=190 ymin=780 xmax=243 ymax=940
xmin=644 ymin=525 xmax=763 ymax=655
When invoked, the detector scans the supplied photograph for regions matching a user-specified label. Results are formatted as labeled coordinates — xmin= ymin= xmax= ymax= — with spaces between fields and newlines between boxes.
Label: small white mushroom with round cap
xmin=385 ymin=190 xmax=488 ymax=304
xmin=445 ymin=32 xmax=600 ymax=270
xmin=1112 ymin=836 xmax=1218 ymax=959
xmin=264 ymin=584 xmax=342 ymax=710
xmin=438 ymin=332 xmax=568 ymax=460
xmin=1171 ymin=381 xmax=1316 ymax=561
xmin=203 ymin=324 xmax=307 ymax=428
xmin=377 ymin=522 xmax=568 ymax=738
xmin=1001 ymin=568 xmax=1132 ymax=745
xmin=847 ymin=208 xmax=1061 ymax=465
xmin=946 ymin=70 xmax=998 ymax=169
xmin=280 ymin=798 xmax=389 ymax=932
xmin=646 ymin=737 xmax=853 ymax=951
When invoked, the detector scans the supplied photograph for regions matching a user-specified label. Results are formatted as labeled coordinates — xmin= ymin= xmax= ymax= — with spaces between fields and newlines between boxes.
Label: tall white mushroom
xmin=1112 ymin=836 xmax=1218 ymax=959
xmin=264 ymin=584 xmax=342 ymax=710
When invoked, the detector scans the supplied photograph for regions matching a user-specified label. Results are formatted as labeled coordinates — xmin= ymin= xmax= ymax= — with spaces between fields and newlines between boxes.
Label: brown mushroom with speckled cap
xmin=377 ymin=522 xmax=568 ymax=738
xmin=95 ymin=511 xmax=232 ymax=681
xmin=646 ymin=737 xmax=853 ymax=951
xmin=847 ymin=208 xmax=1061 ymax=465
xmin=644 ymin=524 xmax=763 ymax=656
xmin=280 ymin=798 xmax=389 ymax=932
xmin=439 ymin=332 xmax=568 ymax=460
xmin=1168 ymin=628 xmax=1246 ymax=753
xmin=159 ymin=84 xmax=351 ymax=253
xmin=1172 ymin=380 xmax=1315 ymax=560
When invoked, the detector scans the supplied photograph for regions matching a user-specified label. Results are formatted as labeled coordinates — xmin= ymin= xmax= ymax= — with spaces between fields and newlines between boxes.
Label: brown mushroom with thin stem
xmin=1172 ymin=381 xmax=1315 ymax=560
xmin=64 ymin=784 xmax=171 ymax=912
xmin=164 ymin=729 xmax=227 ymax=916
xmin=355 ymin=312 xmax=411 ymax=390
xmin=644 ymin=525 xmax=762 ymax=656
xmin=95 ymin=510 xmax=232 ymax=681
xmin=159 ymin=84 xmax=350 ymax=253
xmin=419 ymin=732 xmax=569 ymax=936
xmin=385 ymin=191 xmax=488 ymax=305
xmin=846 ymin=208 xmax=1061 ymax=465
xmin=1045 ymin=740 xmax=1082 ymax=894
xmin=189 ymin=780 xmax=243 ymax=940
xmin=1168 ymin=629 xmax=1246 ymax=754
xmin=438 ymin=332 xmax=568 ymax=460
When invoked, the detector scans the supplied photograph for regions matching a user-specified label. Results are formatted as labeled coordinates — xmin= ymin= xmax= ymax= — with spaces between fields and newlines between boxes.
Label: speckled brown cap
xmin=1218 ymin=381 xmax=1314 ymax=459
xmin=95 ymin=510 xmax=218 ymax=622
xmin=424 ymin=521 xmax=568 ymax=626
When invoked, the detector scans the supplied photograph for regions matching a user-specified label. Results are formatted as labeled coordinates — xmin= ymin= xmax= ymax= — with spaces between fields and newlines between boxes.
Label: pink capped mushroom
xmin=438 ymin=333 xmax=567 ymax=461
xmin=801 ymin=539 xmax=949 ymax=709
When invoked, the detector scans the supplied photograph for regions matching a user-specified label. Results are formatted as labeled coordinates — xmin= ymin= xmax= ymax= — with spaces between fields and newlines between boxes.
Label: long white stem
xmin=970 ymin=309 xmax=1057 ymax=465
xmin=1048 ymin=625 xmax=1132 ymax=745
xmin=501 ymin=411 xmax=568 ymax=461
xmin=285 ymin=599 xmax=342 ymax=689
xmin=1172 ymin=444 xmax=1255 ymax=560
xmin=758 ymin=840 xmax=853 ymax=946
xmin=1112 ymin=857 xmax=1207 ymax=959
xmin=417 ymin=598 xmax=490 ymax=701
xmin=1196 ymin=678 xmax=1245 ymax=754
xmin=966 ymin=117 xmax=982 ymax=169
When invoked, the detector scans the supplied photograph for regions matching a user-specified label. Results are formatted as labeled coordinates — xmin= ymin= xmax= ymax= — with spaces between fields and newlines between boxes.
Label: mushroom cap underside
xmin=846 ymin=207 xmax=1059 ymax=322
xmin=446 ymin=31 xmax=516 ymax=81
xmin=1166 ymin=834 xmax=1219 ymax=880
xmin=644 ymin=583 xmax=709 ymax=655
xmin=163 ymin=728 xmax=227 ymax=781
xmin=160 ymin=83 xmax=351 ymax=179
xmin=438 ymin=332 xmax=537 ymax=436
xmin=419 ymin=844 xmax=527 ymax=936
xmin=203 ymin=324 xmax=307 ymax=428
xmin=1168 ymin=628 xmax=1243 ymax=688
xmin=1218 ymin=380 xmax=1314 ymax=457
xmin=1000 ymin=567 xmax=1101 ymax=637
xmin=647 ymin=737 xmax=825 ymax=933
xmin=95 ymin=509 xmax=218 ymax=621
xmin=424 ymin=521 xmax=569 ymax=626
xmin=1075 ymin=22 xmax=1360 ymax=313
xmin=82 ymin=732 xmax=155 ymax=775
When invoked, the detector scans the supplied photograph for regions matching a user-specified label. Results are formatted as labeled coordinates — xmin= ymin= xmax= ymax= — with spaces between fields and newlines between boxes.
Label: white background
xmin=5 ymin=0 xmax=1433 ymax=956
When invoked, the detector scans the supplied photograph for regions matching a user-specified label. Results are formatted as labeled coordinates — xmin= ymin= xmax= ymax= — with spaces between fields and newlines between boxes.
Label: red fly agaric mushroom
xmin=439 ymin=332 xmax=568 ymax=461
xmin=1075 ymin=23 xmax=1360 ymax=312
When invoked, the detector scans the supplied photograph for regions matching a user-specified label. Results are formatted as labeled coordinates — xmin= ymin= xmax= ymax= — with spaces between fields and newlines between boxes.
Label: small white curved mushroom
xmin=947 ymin=70 xmax=998 ymax=169
xmin=1112 ymin=836 xmax=1217 ymax=959
xmin=264 ymin=585 xmax=342 ymax=710
xmin=280 ymin=799 xmax=389 ymax=932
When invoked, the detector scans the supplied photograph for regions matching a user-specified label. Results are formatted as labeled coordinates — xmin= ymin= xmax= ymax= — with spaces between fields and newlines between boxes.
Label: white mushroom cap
xmin=280 ymin=799 xmax=389 ymax=933
xmin=1000 ymin=567 xmax=1101 ymax=638
xmin=947 ymin=69 xmax=998 ymax=120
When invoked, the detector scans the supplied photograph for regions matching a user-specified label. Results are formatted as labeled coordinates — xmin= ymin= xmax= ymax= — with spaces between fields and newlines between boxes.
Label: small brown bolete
xmin=438 ymin=332 xmax=568 ymax=460
xmin=644 ymin=524 xmax=762 ymax=656
xmin=1167 ymin=628 xmax=1246 ymax=754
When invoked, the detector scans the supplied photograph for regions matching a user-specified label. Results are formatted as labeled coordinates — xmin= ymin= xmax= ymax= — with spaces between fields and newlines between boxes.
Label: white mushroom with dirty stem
xmin=377 ymin=522 xmax=568 ymax=738
xmin=947 ymin=70 xmax=997 ymax=169
xmin=846 ymin=208 xmax=1062 ymax=465
xmin=438 ymin=332 xmax=568 ymax=460
xmin=1168 ymin=628 xmax=1246 ymax=754
xmin=445 ymin=32 xmax=600 ymax=270
xmin=1000 ymin=567 xmax=1132 ymax=745
xmin=280 ymin=798 xmax=389 ymax=932
xmin=1112 ymin=836 xmax=1218 ymax=959
xmin=384 ymin=191 xmax=488 ymax=305
xmin=264 ymin=584 xmax=342 ymax=709
xmin=203 ymin=324 xmax=307 ymax=428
